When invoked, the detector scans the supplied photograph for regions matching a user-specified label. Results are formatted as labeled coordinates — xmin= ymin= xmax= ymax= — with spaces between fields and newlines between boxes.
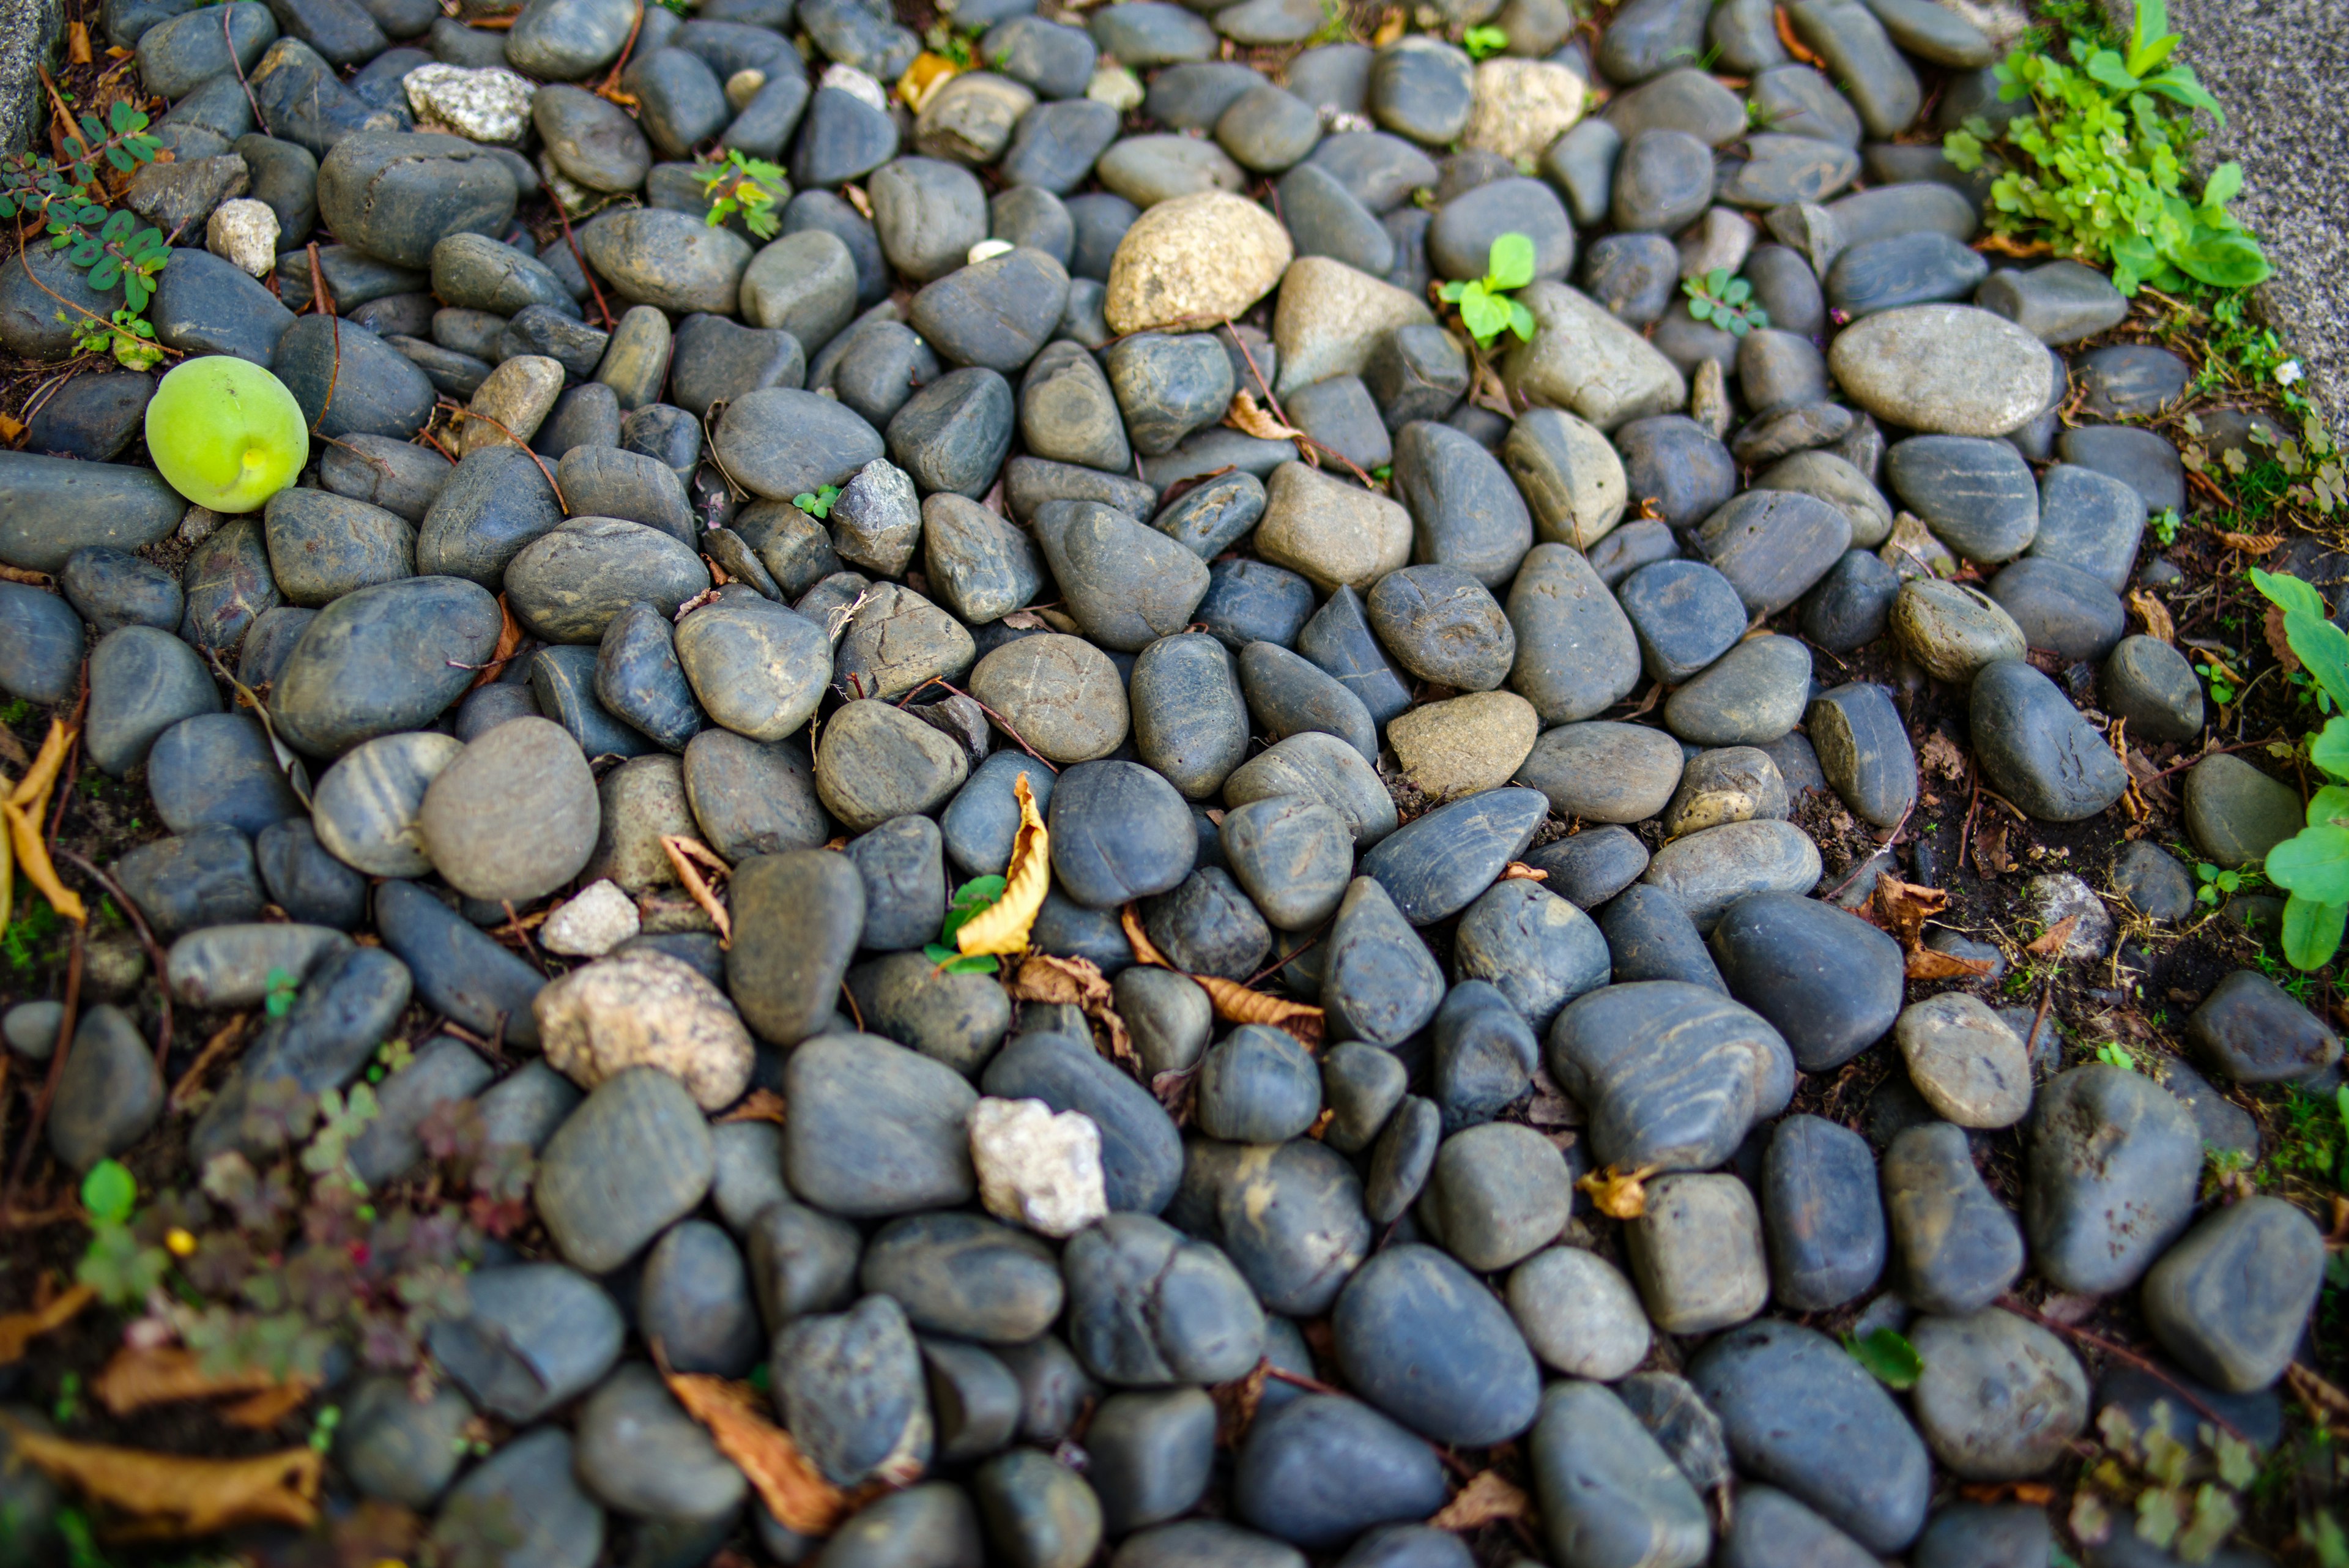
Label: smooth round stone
xmin=669 ymin=595 xmax=829 ymax=745
xmin=681 ymin=730 xmax=827 ymax=865
xmin=1579 ymin=231 xmax=1679 ymax=325
xmin=844 ymin=816 xmax=948 ymax=952
xmin=414 ymin=445 xmax=565 ymax=588
xmin=1826 ymin=232 xmax=1988 ymax=319
xmin=638 ymin=1219 xmax=760 ymax=1377
xmin=336 ymin=1374 xmax=472 ymax=1509
xmin=1452 ymin=879 xmax=1608 ymax=1030
xmin=2074 ymin=343 xmax=2189 ymax=420
xmin=1805 ymin=678 xmax=1915 ymax=828
xmin=1369 ymin=37 xmax=1474 ymax=146
xmin=878 ymin=366 xmax=1011 ymax=499
xmin=1319 ymin=876 xmax=1442 ymax=1045
xmin=2183 ymin=751 xmax=2303 ymax=872
xmin=46 ymin=1006 xmax=164 ymax=1171
xmin=1315 ymin=1041 xmax=1404 ymax=1156
xmin=1211 ymin=1137 xmax=1371 ymax=1315
xmin=0 ymin=583 xmax=84 ymax=703
xmin=1216 ymin=84 xmax=1321 ymax=173
xmin=1907 ymin=1309 xmax=2088 ymax=1481
xmin=724 ymin=848 xmax=865 ymax=1046
xmin=1896 ymin=992 xmax=2032 ymax=1128
xmin=1624 ymin=1170 xmax=1768 ymax=1334
xmin=1970 ymin=658 xmax=2131 ymax=821
xmin=1761 ymin=1113 xmax=1884 ymax=1311
xmin=534 ymin=1066 xmax=713 ymax=1273
xmin=1018 ymin=341 xmax=1127 ymax=473
xmin=425 ymin=1261 xmax=623 ymax=1422
xmin=1520 ymin=824 xmax=1648 ymax=910
xmin=144 ymin=712 xmax=301 ymax=840
xmin=1028 ymin=757 xmax=1195 ymax=907
xmin=972 ymin=1447 xmax=1102 ymax=1568
xmin=932 ymin=751 xmax=1050 ymax=882
xmin=782 ymin=1032 xmax=978 ymax=1216
xmin=1332 ymin=1243 xmax=1540 ymax=1446
xmin=1233 ymin=640 xmax=1376 ymax=762
xmin=1428 ymin=176 xmax=1573 ymax=286
xmin=2143 ymin=1195 xmax=2326 ymax=1393
xmin=595 ymin=601 xmax=704 ymax=753
xmin=1252 ymin=461 xmax=1412 ymax=596
xmin=1107 ymin=969 xmax=1208 ymax=1081
xmin=267 ymin=575 xmax=503 ymax=757
xmin=1606 ymin=65 xmax=1744 ymax=143
xmin=1547 ymin=980 xmax=1792 ymax=1172
xmin=1660 ymin=746 xmax=1789 ymax=838
xmin=1150 ymin=473 xmax=1266 ymax=563
xmin=1364 ymin=565 xmax=1513 ymax=689
xmin=1889 ymin=578 xmax=2026 ymax=683
xmin=2025 ymin=1063 xmax=2204 ymax=1295
xmin=1615 ymin=415 xmax=1736 ymax=530
xmin=2030 ymin=463 xmax=2145 ymax=591
xmin=261 ymin=488 xmax=415 ymax=607
xmin=1619 ymin=559 xmax=1745 ymax=684
xmin=1426 ymin=981 xmax=1534 ymax=1134
xmin=1691 ymin=488 xmax=1851 ymax=618
xmin=502 ymin=517 xmax=708 ymax=645
xmin=1516 ymin=720 xmax=1683 ymax=823
xmin=58 ymin=544 xmax=179 ymax=634
xmin=1217 ymin=795 xmax=1351 ymax=932
xmin=314 ymin=131 xmax=516 ymax=271
xmin=1882 ymin=1120 xmax=2025 ymax=1314
xmin=1506 ymin=1246 xmax=1649 ymax=1380
xmin=1611 ymin=127 xmax=1713 ymax=233
xmin=1499 ymin=408 xmax=1625 ymax=552
xmin=1829 ymin=305 xmax=2055 ymax=438
xmin=1275 ymin=163 xmax=1393 ymax=275
xmin=1083 ymin=1388 xmax=1216 ymax=1535
xmin=255 ymin=818 xmax=367 ymax=930
xmin=985 ymin=1031 xmax=1184 ymax=1214
xmin=789 ymin=86 xmax=901 ymax=188
xmin=1710 ymin=891 xmax=1902 ymax=1071
xmin=1528 ymin=1380 xmax=1711 ymax=1568
xmin=1143 ymin=867 xmax=1272 ymax=981
xmin=1104 ymin=333 xmax=1232 ymax=458
xmin=1130 ymin=633 xmax=1248 ymax=799
xmin=1231 ymin=1394 xmax=1449 ymax=1550
xmin=426 ymin=1427 xmax=603 ymax=1568
xmin=1662 ymin=634 xmax=1812 ymax=746
xmin=1987 ymin=555 xmax=2127 ymax=663
xmin=1360 ymin=1094 xmax=1438 ymax=1225
xmin=849 ymin=951 xmax=1012 ymax=1075
xmin=1062 ymin=1212 xmax=1264 ymax=1384
xmin=534 ymin=82 xmax=651 ymax=192
xmin=1716 ymin=1485 xmax=1882 ymax=1568
xmin=1687 ymin=1320 xmax=1931 ymax=1555
xmin=861 ymin=1211 xmax=1063 ymax=1344
xmin=1392 ymin=410 xmax=1535 ymax=589
xmin=1359 ymin=786 xmax=1548 ymax=926
xmin=2187 ymin=967 xmax=2341 ymax=1085
xmin=1421 ymin=1120 xmax=1575 ymax=1272
xmin=84 ymin=623 xmax=221 ymax=778
xmin=771 ymin=1294 xmax=930 ymax=1488
xmin=1223 ymin=730 xmax=1398 ymax=849
xmin=1910 ymin=1504 xmax=2055 ymax=1568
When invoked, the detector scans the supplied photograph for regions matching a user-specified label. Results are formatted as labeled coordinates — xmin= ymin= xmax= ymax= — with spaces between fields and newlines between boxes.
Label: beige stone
xmin=535 ymin=948 xmax=756 ymax=1110
xmin=970 ymin=1096 xmax=1108 ymax=1238
xmin=206 ymin=198 xmax=279 ymax=278
xmin=1502 ymin=280 xmax=1686 ymax=430
xmin=403 ymin=62 xmax=535 ymax=144
xmin=1880 ymin=510 xmax=1958 ymax=580
xmin=1896 ymin=992 xmax=2032 ymax=1129
xmin=1891 ymin=577 xmax=2028 ymax=684
xmin=1272 ymin=256 xmax=1435 ymax=396
xmin=1252 ymin=460 xmax=1414 ymax=592
xmin=462 ymin=354 xmax=564 ymax=454
xmin=1389 ymin=691 xmax=1540 ymax=800
xmin=541 ymin=879 xmax=642 ymax=957
xmin=1461 ymin=58 xmax=1586 ymax=163
xmin=1104 ymin=190 xmax=1294 ymax=336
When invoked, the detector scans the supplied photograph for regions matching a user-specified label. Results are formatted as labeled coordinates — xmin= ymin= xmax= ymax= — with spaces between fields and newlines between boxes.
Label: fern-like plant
xmin=0 ymin=97 xmax=173 ymax=364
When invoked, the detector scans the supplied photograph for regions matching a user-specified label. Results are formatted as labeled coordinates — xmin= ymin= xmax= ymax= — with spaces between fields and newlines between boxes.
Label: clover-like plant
xmin=1683 ymin=267 xmax=1769 ymax=336
xmin=2243 ymin=567 xmax=2349 ymax=968
xmin=0 ymin=98 xmax=171 ymax=358
xmin=1438 ymin=232 xmax=1537 ymax=350
xmin=1463 ymin=24 xmax=1508 ymax=58
xmin=697 ymin=149 xmax=786 ymax=240
xmin=794 ymin=483 xmax=842 ymax=519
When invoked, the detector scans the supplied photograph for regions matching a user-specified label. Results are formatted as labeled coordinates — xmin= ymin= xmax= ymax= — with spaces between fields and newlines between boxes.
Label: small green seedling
xmin=2095 ymin=1041 xmax=2138 ymax=1072
xmin=697 ymin=149 xmax=787 ymax=240
xmin=1842 ymin=1327 xmax=1921 ymax=1389
xmin=794 ymin=483 xmax=842 ymax=519
xmin=926 ymin=875 xmax=1008 ymax=975
xmin=80 ymin=1159 xmax=136 ymax=1226
xmin=264 ymin=965 xmax=299 ymax=1019
xmin=1438 ymin=232 xmax=1538 ymax=350
xmin=2150 ymin=506 xmax=2180 ymax=546
xmin=1682 ymin=267 xmax=1770 ymax=337
xmin=1462 ymin=24 xmax=1508 ymax=58
xmin=2195 ymin=863 xmax=2241 ymax=905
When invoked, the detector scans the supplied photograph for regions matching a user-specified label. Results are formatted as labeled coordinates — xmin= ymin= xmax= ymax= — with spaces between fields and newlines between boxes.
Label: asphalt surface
xmin=2148 ymin=0 xmax=2349 ymax=440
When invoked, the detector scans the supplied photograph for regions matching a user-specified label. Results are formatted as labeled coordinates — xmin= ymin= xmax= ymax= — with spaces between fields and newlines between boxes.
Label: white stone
xmin=205 ymin=198 xmax=279 ymax=279
xmin=725 ymin=68 xmax=768 ymax=111
xmin=1461 ymin=58 xmax=1586 ymax=164
xmin=971 ymin=1096 xmax=1108 ymax=1238
xmin=967 ymin=237 xmax=1015 ymax=266
xmin=2023 ymin=872 xmax=2114 ymax=959
xmin=403 ymin=63 xmax=536 ymax=145
xmin=533 ymin=948 xmax=756 ymax=1110
xmin=1087 ymin=64 xmax=1144 ymax=111
xmin=541 ymin=879 xmax=642 ymax=957
xmin=821 ymin=63 xmax=889 ymax=113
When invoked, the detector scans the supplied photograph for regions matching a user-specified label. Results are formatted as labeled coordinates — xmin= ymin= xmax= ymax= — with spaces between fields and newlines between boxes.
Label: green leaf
xmin=2201 ymin=160 xmax=2243 ymax=207
xmin=80 ymin=1159 xmax=136 ymax=1226
xmin=940 ymin=874 xmax=1008 ymax=946
xmin=2311 ymin=784 xmax=2349 ymax=829
xmin=1459 ymin=286 xmax=1508 ymax=345
xmin=2282 ymin=894 xmax=2348 ymax=972
xmin=2267 ymin=825 xmax=2349 ymax=904
xmin=109 ymin=98 xmax=135 ymax=133
xmin=1484 ymin=231 xmax=1535 ymax=292
xmin=2084 ymin=48 xmax=2140 ymax=92
xmin=921 ymin=942 xmax=999 ymax=975
xmin=1722 ymin=278 xmax=1751 ymax=305
xmin=86 ymin=256 xmax=119 ymax=290
xmin=2284 ymin=608 xmax=2349 ymax=711
xmin=1687 ymin=295 xmax=1715 ymax=322
xmin=1436 ymin=278 xmax=1468 ymax=302
xmin=1504 ymin=297 xmax=1535 ymax=343
xmin=1843 ymin=1327 xmax=1923 ymax=1389
xmin=2139 ymin=65 xmax=2224 ymax=122
xmin=2249 ymin=567 xmax=2326 ymax=619
xmin=2173 ymin=229 xmax=2269 ymax=288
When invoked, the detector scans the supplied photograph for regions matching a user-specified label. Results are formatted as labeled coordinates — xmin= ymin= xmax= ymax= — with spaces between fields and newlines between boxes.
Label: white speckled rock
xmin=403 ymin=63 xmax=536 ymax=144
xmin=541 ymin=879 xmax=642 ymax=958
xmin=1105 ymin=190 xmax=1294 ymax=337
xmin=970 ymin=1096 xmax=1108 ymax=1238
xmin=206 ymin=198 xmax=280 ymax=278
xmin=535 ymin=947 xmax=755 ymax=1111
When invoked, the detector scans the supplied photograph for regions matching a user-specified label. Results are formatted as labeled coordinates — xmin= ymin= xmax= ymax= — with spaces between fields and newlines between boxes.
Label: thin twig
xmin=169 ymin=1013 xmax=248 ymax=1110
xmin=306 ymin=242 xmax=341 ymax=436
xmin=894 ymin=677 xmax=1060 ymax=772
xmin=52 ymin=847 xmax=170 ymax=1071
xmin=502 ymin=899 xmax=547 ymax=973
xmin=2146 ymin=737 xmax=2280 ymax=781
xmin=44 ymin=674 xmax=87 ymax=843
xmin=219 ymin=7 xmax=267 ymax=134
xmin=2 ymin=918 xmax=85 ymax=1221
xmin=838 ymin=980 xmax=863 ymax=1033
xmin=10 ymin=216 xmax=183 ymax=360
xmin=436 ymin=398 xmax=570 ymax=507
xmin=549 ymin=187 xmax=613 ymax=332
xmin=595 ymin=1 xmax=648 ymax=97
xmin=1997 ymin=1296 xmax=2247 ymax=1443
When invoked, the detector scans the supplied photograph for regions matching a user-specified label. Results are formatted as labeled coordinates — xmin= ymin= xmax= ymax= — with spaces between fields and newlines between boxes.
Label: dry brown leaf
xmin=1773 ymin=5 xmax=1822 ymax=64
xmin=6 ymin=798 xmax=84 ymax=924
xmin=1 ymin=1419 xmax=322 ymax=1537
xmin=94 ymin=1345 xmax=313 ymax=1417
xmin=717 ymin=1088 xmax=787 ymax=1125
xmin=1576 ymin=1163 xmax=1661 ymax=1219
xmin=661 ymin=833 xmax=733 ymax=948
xmin=1152 ymin=1064 xmax=1199 ymax=1125
xmin=1007 ymin=952 xmax=1140 ymax=1073
xmin=1469 ymin=355 xmax=1514 ymax=420
xmin=1226 ymin=389 xmax=1303 ymax=442
xmin=67 ymin=21 xmax=92 ymax=62
xmin=1211 ymin=1358 xmax=1269 ymax=1448
xmin=1973 ymin=231 xmax=2053 ymax=258
xmin=664 ymin=1372 xmax=856 ymax=1536
xmin=1974 ymin=817 xmax=2018 ymax=876
xmin=1192 ymin=974 xmax=1326 ymax=1050
xmin=2129 ymin=589 xmax=2176 ymax=645
xmin=2025 ymin=913 xmax=2081 ymax=956
xmin=0 ymin=1284 xmax=92 ymax=1364
xmin=1304 ymin=1106 xmax=1337 ymax=1141
xmin=468 ymin=593 xmax=524 ymax=692
xmin=1906 ymin=946 xmax=1995 ymax=981
xmin=1522 ymin=1068 xmax=1581 ymax=1128
xmin=1871 ymin=872 xmax=1948 ymax=949
xmin=842 ymin=184 xmax=872 ymax=220
xmin=1961 ymin=1481 xmax=2057 ymax=1506
xmin=959 ymin=771 xmax=1047 ymax=956
xmin=1431 ymin=1469 xmax=1532 ymax=1531
xmin=223 ymin=1381 xmax=315 ymax=1429
xmin=1918 ymin=730 xmax=1967 ymax=780
xmin=1120 ymin=904 xmax=1171 ymax=968
xmin=1370 ymin=7 xmax=1405 ymax=45
xmin=1499 ymin=862 xmax=1548 ymax=882
xmin=0 ymin=413 xmax=23 ymax=443
xmin=2262 ymin=601 xmax=2298 ymax=672
xmin=2286 ymin=1362 xmax=2349 ymax=1422
xmin=998 ymin=610 xmax=1050 ymax=630
xmin=2215 ymin=530 xmax=2282 ymax=555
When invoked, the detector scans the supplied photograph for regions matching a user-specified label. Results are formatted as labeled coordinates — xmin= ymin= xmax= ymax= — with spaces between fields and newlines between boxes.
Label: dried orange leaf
xmin=0 ymin=412 xmax=24 ymax=442
xmin=0 ymin=1284 xmax=92 ymax=1364
xmin=222 ymin=1381 xmax=315 ymax=1429
xmin=468 ymin=594 xmax=523 ymax=692
xmin=1006 ymin=952 xmax=1140 ymax=1072
xmin=1906 ymin=947 xmax=1996 ymax=981
xmin=2215 ymin=530 xmax=2282 ymax=555
xmin=959 ymin=772 xmax=1048 ymax=957
xmin=1226 ymin=389 xmax=1303 ymax=442
xmin=1576 ymin=1162 xmax=1660 ymax=1219
xmin=661 ymin=833 xmax=733 ymax=948
xmin=1974 ymin=231 xmax=2053 ymax=258
xmin=1871 ymin=872 xmax=1948 ymax=949
xmin=1192 ymin=974 xmax=1326 ymax=1050
xmin=1212 ymin=1358 xmax=1270 ymax=1448
xmin=1773 ymin=5 xmax=1822 ymax=64
xmin=7 ymin=718 xmax=75 ymax=809
xmin=2026 ymin=913 xmax=2081 ymax=956
xmin=664 ymin=1372 xmax=855 ymax=1536
xmin=1431 ymin=1468 xmax=1532 ymax=1531
xmin=896 ymin=51 xmax=958 ymax=112
xmin=1499 ymin=861 xmax=1548 ymax=882
xmin=1121 ymin=904 xmax=1172 ymax=968
xmin=717 ymin=1088 xmax=787 ymax=1124
xmin=2130 ymin=589 xmax=2176 ymax=645
xmin=6 ymin=800 xmax=85 ymax=924
xmin=1 ymin=1418 xmax=321 ymax=1537
xmin=1371 ymin=7 xmax=1405 ymax=45
xmin=94 ymin=1346 xmax=305 ymax=1416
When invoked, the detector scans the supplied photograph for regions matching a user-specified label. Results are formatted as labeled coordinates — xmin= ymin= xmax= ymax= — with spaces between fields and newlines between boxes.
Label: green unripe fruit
xmin=144 ymin=355 xmax=310 ymax=513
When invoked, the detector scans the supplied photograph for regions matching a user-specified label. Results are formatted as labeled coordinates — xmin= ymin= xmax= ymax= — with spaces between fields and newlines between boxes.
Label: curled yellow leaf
xmin=1576 ymin=1162 xmax=1662 ymax=1219
xmin=5 ymin=800 xmax=84 ymax=924
xmin=958 ymin=771 xmax=1048 ymax=957
xmin=8 ymin=718 xmax=75 ymax=810
xmin=0 ymin=1417 xmax=322 ymax=1539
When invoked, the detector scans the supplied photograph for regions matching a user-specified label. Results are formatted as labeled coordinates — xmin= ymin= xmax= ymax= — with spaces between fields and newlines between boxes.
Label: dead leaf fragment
xmin=1870 ymin=872 xmax=1948 ymax=949
xmin=959 ymin=771 xmax=1048 ymax=956
xmin=1906 ymin=946 xmax=1995 ymax=981
xmin=1211 ymin=1358 xmax=1269 ymax=1447
xmin=1370 ymin=7 xmax=1405 ymax=46
xmin=1773 ymin=5 xmax=1822 ymax=64
xmin=1431 ymin=1469 xmax=1532 ymax=1531
xmin=1120 ymin=904 xmax=1170 ymax=968
xmin=0 ymin=1284 xmax=92 ymax=1364
xmin=0 ymin=1418 xmax=322 ymax=1538
xmin=1973 ymin=817 xmax=2018 ymax=876
xmin=663 ymin=1372 xmax=855 ymax=1536
xmin=2130 ymin=589 xmax=2176 ymax=645
xmin=5 ymin=798 xmax=84 ymax=923
xmin=2025 ymin=913 xmax=2081 ymax=956
xmin=1918 ymin=730 xmax=1967 ymax=780
xmin=1499 ymin=862 xmax=1548 ymax=882
xmin=468 ymin=593 xmax=523 ymax=692
xmin=1006 ymin=951 xmax=1140 ymax=1073
xmin=1576 ymin=1162 xmax=1661 ymax=1219
xmin=1192 ymin=974 xmax=1327 ymax=1050
xmin=2262 ymin=601 xmax=2297 ymax=671
xmin=1973 ymin=231 xmax=2053 ymax=258
xmin=1225 ymin=389 xmax=1303 ymax=442
xmin=717 ymin=1088 xmax=787 ymax=1124
xmin=2214 ymin=530 xmax=2281 ymax=555
xmin=94 ymin=1345 xmax=312 ymax=1417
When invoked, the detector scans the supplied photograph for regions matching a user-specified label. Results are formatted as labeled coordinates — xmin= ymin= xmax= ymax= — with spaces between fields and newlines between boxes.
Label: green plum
xmin=144 ymin=354 xmax=310 ymax=513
